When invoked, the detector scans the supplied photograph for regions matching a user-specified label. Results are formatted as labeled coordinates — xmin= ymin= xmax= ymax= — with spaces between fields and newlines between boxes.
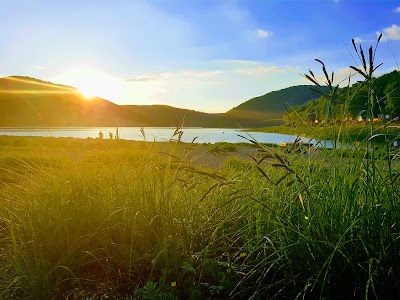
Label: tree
xmin=384 ymin=82 xmax=400 ymax=117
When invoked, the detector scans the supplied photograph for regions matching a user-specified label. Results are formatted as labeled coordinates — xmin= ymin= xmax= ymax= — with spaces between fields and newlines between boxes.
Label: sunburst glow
xmin=54 ymin=67 xmax=123 ymax=101
xmin=79 ymin=86 xmax=97 ymax=99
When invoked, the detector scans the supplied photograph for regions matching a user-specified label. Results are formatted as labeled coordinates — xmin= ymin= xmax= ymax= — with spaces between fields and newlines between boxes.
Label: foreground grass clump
xmin=0 ymin=134 xmax=399 ymax=299
xmin=0 ymin=137 xmax=259 ymax=299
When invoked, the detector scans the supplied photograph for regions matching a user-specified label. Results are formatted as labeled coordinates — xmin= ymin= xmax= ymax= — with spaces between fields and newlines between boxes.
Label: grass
xmin=0 ymin=136 xmax=260 ymax=299
xmin=0 ymin=133 xmax=399 ymax=299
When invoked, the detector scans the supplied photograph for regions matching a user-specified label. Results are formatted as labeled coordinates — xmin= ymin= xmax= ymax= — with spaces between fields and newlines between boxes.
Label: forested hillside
xmin=0 ymin=76 xmax=318 ymax=128
xmin=122 ymin=105 xmax=268 ymax=128
xmin=284 ymin=70 xmax=400 ymax=124
xmin=227 ymin=85 xmax=329 ymax=121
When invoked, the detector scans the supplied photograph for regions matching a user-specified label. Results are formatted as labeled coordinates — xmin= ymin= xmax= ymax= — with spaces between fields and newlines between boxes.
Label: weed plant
xmin=231 ymin=35 xmax=400 ymax=299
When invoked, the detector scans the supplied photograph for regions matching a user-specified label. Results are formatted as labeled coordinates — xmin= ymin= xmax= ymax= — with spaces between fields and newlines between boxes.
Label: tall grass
xmin=231 ymin=34 xmax=400 ymax=299
xmin=0 ymin=137 xmax=256 ymax=299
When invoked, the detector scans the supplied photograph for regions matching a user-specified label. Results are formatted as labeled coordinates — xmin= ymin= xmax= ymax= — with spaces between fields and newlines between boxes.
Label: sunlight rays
xmin=0 ymin=76 xmax=78 ymax=96
xmin=54 ymin=67 xmax=123 ymax=101
xmin=2 ymin=69 xmax=124 ymax=101
xmin=0 ymin=90 xmax=76 ymax=94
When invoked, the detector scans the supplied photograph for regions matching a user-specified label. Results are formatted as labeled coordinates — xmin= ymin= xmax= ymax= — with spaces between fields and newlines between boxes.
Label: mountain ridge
xmin=227 ymin=85 xmax=329 ymax=120
xmin=0 ymin=76 xmax=324 ymax=128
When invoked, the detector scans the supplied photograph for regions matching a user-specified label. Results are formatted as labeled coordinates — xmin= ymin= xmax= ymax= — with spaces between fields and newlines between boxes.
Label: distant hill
xmin=0 ymin=76 xmax=132 ymax=127
xmin=122 ymin=105 xmax=268 ymax=128
xmin=226 ymin=85 xmax=329 ymax=123
xmin=0 ymin=76 xmax=266 ymax=128
xmin=0 ymin=76 xmax=327 ymax=128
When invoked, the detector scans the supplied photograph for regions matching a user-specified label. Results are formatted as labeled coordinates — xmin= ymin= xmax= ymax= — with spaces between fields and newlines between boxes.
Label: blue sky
xmin=1 ymin=0 xmax=400 ymax=112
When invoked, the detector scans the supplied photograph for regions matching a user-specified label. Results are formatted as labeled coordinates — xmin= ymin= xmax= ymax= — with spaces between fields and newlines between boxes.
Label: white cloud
xmin=394 ymin=7 xmax=400 ymax=13
xmin=125 ymin=70 xmax=222 ymax=83
xmin=379 ymin=24 xmax=400 ymax=41
xmin=122 ymin=64 xmax=301 ymax=112
xmin=126 ymin=65 xmax=286 ymax=84
xmin=302 ymin=66 xmax=364 ymax=87
xmin=176 ymin=70 xmax=225 ymax=79
xmin=352 ymin=36 xmax=376 ymax=44
xmin=257 ymin=29 xmax=273 ymax=39
xmin=181 ymin=66 xmax=284 ymax=77
xmin=223 ymin=59 xmax=260 ymax=65
xmin=353 ymin=37 xmax=364 ymax=44
xmin=233 ymin=66 xmax=283 ymax=75
xmin=125 ymin=74 xmax=165 ymax=82
xmin=33 ymin=66 xmax=47 ymax=70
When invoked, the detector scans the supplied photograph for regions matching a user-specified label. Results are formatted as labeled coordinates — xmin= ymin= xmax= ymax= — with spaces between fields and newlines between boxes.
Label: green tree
xmin=384 ymin=82 xmax=400 ymax=117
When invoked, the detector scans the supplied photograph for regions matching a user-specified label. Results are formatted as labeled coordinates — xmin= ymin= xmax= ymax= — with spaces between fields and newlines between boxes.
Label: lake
xmin=0 ymin=127 xmax=333 ymax=147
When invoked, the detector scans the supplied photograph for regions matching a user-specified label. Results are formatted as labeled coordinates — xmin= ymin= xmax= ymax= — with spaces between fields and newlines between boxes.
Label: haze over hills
xmin=0 ymin=76 xmax=325 ymax=128
xmin=0 ymin=76 xmax=129 ymax=127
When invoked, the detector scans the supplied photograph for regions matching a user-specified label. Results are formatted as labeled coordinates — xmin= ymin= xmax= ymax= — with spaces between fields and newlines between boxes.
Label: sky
xmin=1 ymin=0 xmax=400 ymax=112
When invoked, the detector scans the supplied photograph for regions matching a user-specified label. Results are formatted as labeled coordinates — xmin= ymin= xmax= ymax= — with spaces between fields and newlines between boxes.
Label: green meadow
xmin=0 ymin=129 xmax=399 ymax=299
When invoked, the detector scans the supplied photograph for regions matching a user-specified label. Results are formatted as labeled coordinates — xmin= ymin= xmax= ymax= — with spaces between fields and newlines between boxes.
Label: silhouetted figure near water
xmin=109 ymin=132 xmax=113 ymax=139
xmin=99 ymin=131 xmax=104 ymax=139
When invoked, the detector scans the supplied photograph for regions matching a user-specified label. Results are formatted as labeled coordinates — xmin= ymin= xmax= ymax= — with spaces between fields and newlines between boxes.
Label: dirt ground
xmin=158 ymin=144 xmax=261 ymax=169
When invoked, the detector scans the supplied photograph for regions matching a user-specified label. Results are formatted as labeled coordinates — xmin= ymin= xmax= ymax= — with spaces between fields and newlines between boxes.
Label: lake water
xmin=0 ymin=127 xmax=333 ymax=147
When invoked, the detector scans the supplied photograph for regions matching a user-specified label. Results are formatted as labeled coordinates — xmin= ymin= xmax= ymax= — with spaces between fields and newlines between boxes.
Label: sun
xmin=54 ymin=66 xmax=123 ymax=101
xmin=79 ymin=87 xmax=97 ymax=99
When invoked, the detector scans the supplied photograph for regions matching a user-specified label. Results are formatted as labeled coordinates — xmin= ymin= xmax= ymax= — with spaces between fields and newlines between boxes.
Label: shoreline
xmin=247 ymin=123 xmax=400 ymax=143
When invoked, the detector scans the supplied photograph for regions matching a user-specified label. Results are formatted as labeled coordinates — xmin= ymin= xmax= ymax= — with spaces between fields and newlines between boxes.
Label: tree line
xmin=284 ymin=69 xmax=400 ymax=125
